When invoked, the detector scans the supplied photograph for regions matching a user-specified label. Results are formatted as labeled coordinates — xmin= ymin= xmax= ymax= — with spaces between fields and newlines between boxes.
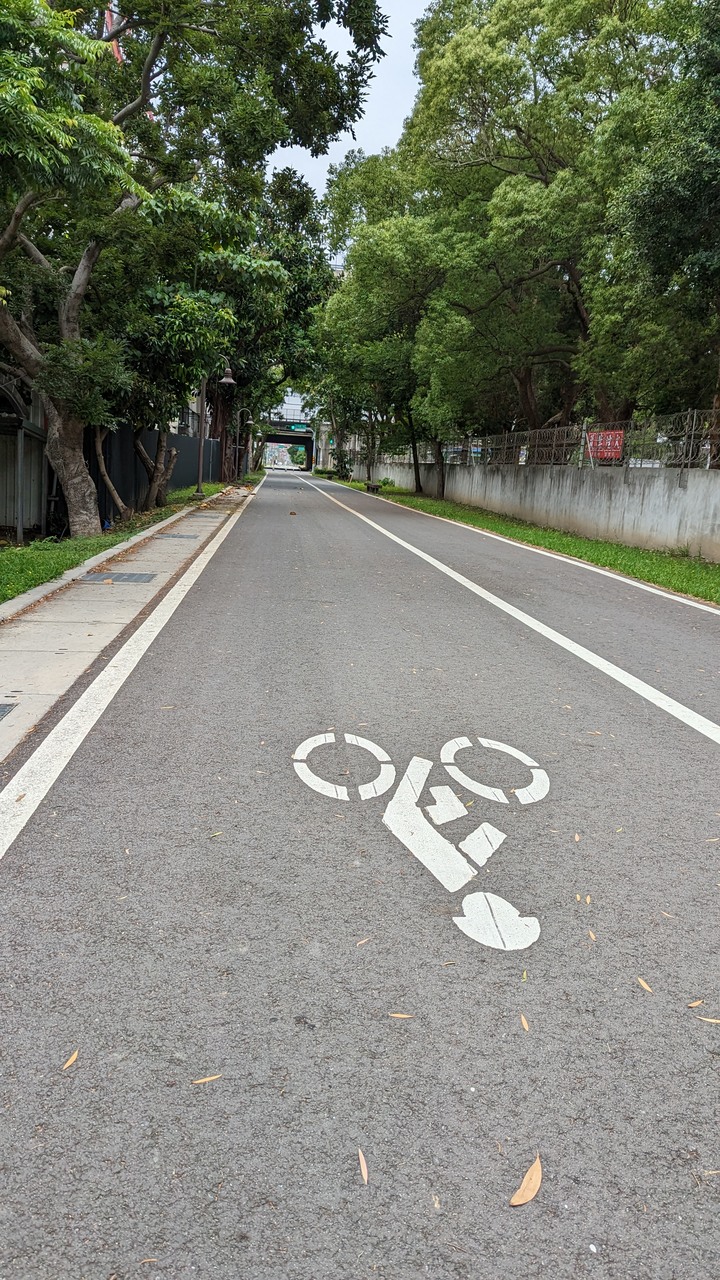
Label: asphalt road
xmin=2 ymin=472 xmax=719 ymax=1280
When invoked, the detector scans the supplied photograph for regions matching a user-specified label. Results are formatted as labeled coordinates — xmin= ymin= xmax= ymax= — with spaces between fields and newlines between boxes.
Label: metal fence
xmin=371 ymin=410 xmax=720 ymax=472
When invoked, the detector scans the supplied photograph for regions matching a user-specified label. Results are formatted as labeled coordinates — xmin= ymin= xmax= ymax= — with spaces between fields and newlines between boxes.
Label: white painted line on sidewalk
xmin=322 ymin=480 xmax=720 ymax=616
xmin=303 ymin=479 xmax=720 ymax=748
xmin=0 ymin=486 xmax=263 ymax=864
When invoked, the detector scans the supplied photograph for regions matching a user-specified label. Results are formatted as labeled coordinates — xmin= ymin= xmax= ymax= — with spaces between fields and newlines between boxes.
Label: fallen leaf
xmin=660 ymin=911 xmax=674 ymax=918
xmin=62 ymin=1048 xmax=78 ymax=1070
xmin=356 ymin=938 xmax=370 ymax=946
xmin=585 ymin=895 xmax=591 ymax=905
xmin=688 ymin=999 xmax=704 ymax=1008
xmin=442 ymin=961 xmax=455 ymax=967
xmin=588 ymin=930 xmax=596 ymax=941
xmin=103 ymin=577 xmax=114 ymax=584
xmin=576 ymin=894 xmax=581 ymax=902
xmin=289 ymin=511 xmax=297 ymax=516
xmin=388 ymin=1012 xmax=414 ymax=1019
xmin=15 ymin=793 xmax=25 ymax=803
xmin=209 ymin=831 xmax=223 ymax=838
xmin=509 ymin=1153 xmax=542 ymax=1206
xmin=637 ymin=978 xmax=653 ymax=993
xmin=616 ymin=827 xmax=623 ymax=832
xmin=432 ymin=1193 xmax=441 ymax=1209
xmin=520 ymin=1014 xmax=529 ymax=1032
xmin=574 ymin=833 xmax=580 ymax=842
xmin=358 ymin=1149 xmax=368 ymax=1184
xmin=139 ymin=1261 xmax=158 ymax=1265
xmin=191 ymin=1073 xmax=222 ymax=1084
xmin=703 ymin=1170 xmax=720 ymax=1176
xmin=521 ymin=970 xmax=527 ymax=981
xmin=696 ymin=1016 xmax=720 ymax=1024
xmin=707 ymin=837 xmax=720 ymax=843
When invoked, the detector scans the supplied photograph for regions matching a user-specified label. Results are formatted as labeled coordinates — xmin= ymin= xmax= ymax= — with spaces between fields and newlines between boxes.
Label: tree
xmin=0 ymin=0 xmax=388 ymax=534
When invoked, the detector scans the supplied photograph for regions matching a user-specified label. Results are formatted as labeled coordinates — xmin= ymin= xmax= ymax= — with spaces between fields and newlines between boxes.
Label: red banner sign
xmin=586 ymin=429 xmax=624 ymax=460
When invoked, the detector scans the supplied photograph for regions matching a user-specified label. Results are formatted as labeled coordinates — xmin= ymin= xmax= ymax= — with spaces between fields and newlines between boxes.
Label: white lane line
xmin=302 ymin=479 xmax=720 ymax=748
xmin=320 ymin=480 xmax=720 ymax=616
xmin=0 ymin=489 xmax=262 ymax=863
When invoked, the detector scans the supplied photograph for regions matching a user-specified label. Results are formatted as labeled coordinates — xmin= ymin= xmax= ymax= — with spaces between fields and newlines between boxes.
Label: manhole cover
xmin=0 ymin=704 xmax=15 ymax=721
xmin=83 ymin=572 xmax=157 ymax=583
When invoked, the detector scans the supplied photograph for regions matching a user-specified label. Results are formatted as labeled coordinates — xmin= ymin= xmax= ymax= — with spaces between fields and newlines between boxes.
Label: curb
xmin=0 ymin=486 xmax=238 ymax=627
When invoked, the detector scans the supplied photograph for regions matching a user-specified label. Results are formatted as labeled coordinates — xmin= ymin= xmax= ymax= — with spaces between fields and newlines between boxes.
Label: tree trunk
xmin=156 ymin=446 xmax=178 ymax=504
xmin=407 ymin=408 xmax=423 ymax=494
xmin=94 ymin=427 xmax=132 ymax=521
xmin=43 ymin=396 xmax=101 ymax=537
xmin=144 ymin=429 xmax=168 ymax=510
xmin=252 ymin=434 xmax=266 ymax=471
xmin=434 ymin=438 xmax=446 ymax=500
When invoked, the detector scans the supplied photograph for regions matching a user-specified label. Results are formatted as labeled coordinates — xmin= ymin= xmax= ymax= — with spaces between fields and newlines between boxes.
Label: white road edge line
xmin=302 ymin=478 xmax=720 ymax=748
xmin=0 ymin=481 xmax=264 ymax=863
xmin=322 ymin=479 xmax=719 ymax=616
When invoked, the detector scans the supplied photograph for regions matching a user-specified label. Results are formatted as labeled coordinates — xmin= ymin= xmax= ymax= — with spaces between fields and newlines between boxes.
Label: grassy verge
xmin=336 ymin=480 xmax=720 ymax=605
xmin=0 ymin=482 xmax=226 ymax=605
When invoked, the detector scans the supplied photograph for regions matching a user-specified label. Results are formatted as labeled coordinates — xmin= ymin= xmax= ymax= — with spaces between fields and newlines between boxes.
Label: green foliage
xmin=315 ymin=0 xmax=714 ymax=434
xmin=35 ymin=335 xmax=133 ymax=425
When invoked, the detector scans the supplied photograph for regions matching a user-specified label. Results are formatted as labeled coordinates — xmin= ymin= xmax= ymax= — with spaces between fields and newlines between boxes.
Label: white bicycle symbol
xmin=292 ymin=731 xmax=550 ymax=952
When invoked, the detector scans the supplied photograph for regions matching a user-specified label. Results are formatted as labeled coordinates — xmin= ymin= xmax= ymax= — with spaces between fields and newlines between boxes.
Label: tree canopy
xmin=0 ymin=0 xmax=388 ymax=533
xmin=312 ymin=0 xmax=717 ymax=482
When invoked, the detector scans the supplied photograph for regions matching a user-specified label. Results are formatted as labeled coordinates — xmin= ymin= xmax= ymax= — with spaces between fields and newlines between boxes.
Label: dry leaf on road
xmin=588 ymin=930 xmax=596 ymax=941
xmin=660 ymin=911 xmax=674 ymax=919
xmin=15 ymin=793 xmax=25 ymax=803
xmin=696 ymin=1016 xmax=720 ymax=1024
xmin=574 ymin=833 xmax=580 ymax=842
xmin=688 ymin=1000 xmax=704 ymax=1008
xmin=191 ymin=1074 xmax=222 ymax=1084
xmin=356 ymin=938 xmax=370 ymax=946
xmin=358 ymin=1149 xmax=369 ymax=1184
xmin=388 ymin=1012 xmax=414 ymax=1019
xmin=520 ymin=1014 xmax=529 ymax=1032
xmin=637 ymin=978 xmax=653 ymax=993
xmin=585 ymin=895 xmax=591 ymax=904
xmin=509 ymin=1153 xmax=542 ymax=1206
xmin=62 ymin=1048 xmax=78 ymax=1070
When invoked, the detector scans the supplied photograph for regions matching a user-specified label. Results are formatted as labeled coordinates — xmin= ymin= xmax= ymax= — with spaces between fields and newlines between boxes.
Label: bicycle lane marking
xmin=300 ymin=478 xmax=720 ymax=748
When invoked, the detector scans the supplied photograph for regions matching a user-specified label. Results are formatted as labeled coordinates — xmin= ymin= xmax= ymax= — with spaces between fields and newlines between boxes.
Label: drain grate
xmin=83 ymin=572 xmax=157 ymax=583
xmin=0 ymin=703 xmax=15 ymax=721
xmin=157 ymin=533 xmax=199 ymax=539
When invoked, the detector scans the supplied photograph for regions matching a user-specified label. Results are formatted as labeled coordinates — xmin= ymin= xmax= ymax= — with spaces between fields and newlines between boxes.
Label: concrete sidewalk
xmin=0 ymin=488 xmax=250 ymax=767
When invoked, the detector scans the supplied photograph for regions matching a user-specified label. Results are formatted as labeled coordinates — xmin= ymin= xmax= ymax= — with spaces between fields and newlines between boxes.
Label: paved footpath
xmin=1 ymin=473 xmax=718 ymax=1280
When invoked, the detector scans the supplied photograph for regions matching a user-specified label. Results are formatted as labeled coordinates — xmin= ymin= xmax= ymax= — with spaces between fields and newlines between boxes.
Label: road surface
xmin=2 ymin=472 xmax=719 ymax=1279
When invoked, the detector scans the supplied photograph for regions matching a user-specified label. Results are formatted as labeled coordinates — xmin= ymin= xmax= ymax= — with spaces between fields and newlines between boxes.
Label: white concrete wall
xmin=361 ymin=462 xmax=720 ymax=562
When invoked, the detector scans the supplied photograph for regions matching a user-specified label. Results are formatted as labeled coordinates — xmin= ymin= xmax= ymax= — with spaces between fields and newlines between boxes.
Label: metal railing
xmin=371 ymin=410 xmax=719 ymax=472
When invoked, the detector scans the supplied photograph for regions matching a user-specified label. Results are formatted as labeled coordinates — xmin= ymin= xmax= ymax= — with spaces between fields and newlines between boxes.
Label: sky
xmin=270 ymin=0 xmax=423 ymax=196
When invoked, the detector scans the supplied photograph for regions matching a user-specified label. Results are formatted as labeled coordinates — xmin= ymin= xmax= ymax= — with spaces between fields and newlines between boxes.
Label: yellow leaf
xmin=356 ymin=938 xmax=370 ymax=946
xmin=688 ymin=999 xmax=704 ymax=1008
xmin=209 ymin=831 xmax=222 ymax=838
xmin=576 ymin=894 xmax=581 ymax=902
xmin=637 ymin=978 xmax=653 ymax=993
xmin=660 ymin=911 xmax=674 ymax=919
xmin=521 ymin=970 xmax=527 ymax=981
xmin=192 ymin=1073 xmax=222 ymax=1084
xmin=520 ymin=1014 xmax=529 ymax=1032
xmin=585 ymin=895 xmax=591 ymax=905
xmin=61 ymin=1048 xmax=78 ymax=1070
xmin=509 ymin=1153 xmax=542 ymax=1206
xmin=388 ymin=1012 xmax=414 ymax=1019
xmin=358 ymin=1148 xmax=369 ymax=1184
xmin=588 ymin=930 xmax=596 ymax=941
xmin=696 ymin=1016 xmax=720 ymax=1024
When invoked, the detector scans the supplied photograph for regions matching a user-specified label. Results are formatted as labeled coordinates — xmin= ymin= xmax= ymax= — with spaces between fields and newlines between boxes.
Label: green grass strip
xmin=0 ymin=482 xmax=226 ymax=605
xmin=337 ymin=481 xmax=720 ymax=605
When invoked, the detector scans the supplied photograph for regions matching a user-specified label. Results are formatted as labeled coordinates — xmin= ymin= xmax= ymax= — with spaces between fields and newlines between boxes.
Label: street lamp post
xmin=195 ymin=363 xmax=235 ymax=497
